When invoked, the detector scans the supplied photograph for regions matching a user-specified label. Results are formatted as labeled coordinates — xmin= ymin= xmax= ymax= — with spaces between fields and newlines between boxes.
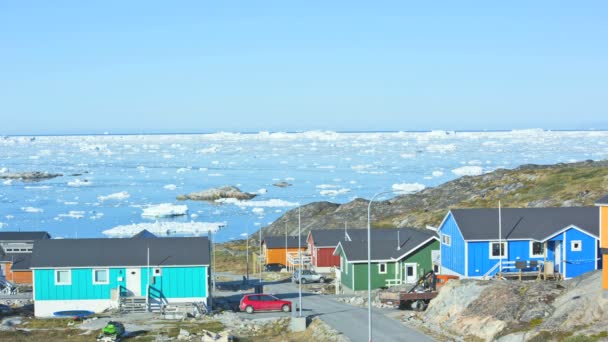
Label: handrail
xmin=482 ymin=262 xmax=501 ymax=279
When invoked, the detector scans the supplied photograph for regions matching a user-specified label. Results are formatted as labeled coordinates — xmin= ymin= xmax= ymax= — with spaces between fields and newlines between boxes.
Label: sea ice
xmin=319 ymin=188 xmax=350 ymax=196
xmin=432 ymin=171 xmax=444 ymax=177
xmin=57 ymin=211 xmax=86 ymax=219
xmin=252 ymin=207 xmax=265 ymax=215
xmin=21 ymin=207 xmax=43 ymax=213
xmin=392 ymin=183 xmax=425 ymax=194
xmin=98 ymin=191 xmax=130 ymax=201
xmin=452 ymin=166 xmax=484 ymax=176
xmin=164 ymin=184 xmax=177 ymax=190
xmin=215 ymin=198 xmax=299 ymax=207
xmin=426 ymin=144 xmax=456 ymax=153
xmin=68 ymin=179 xmax=92 ymax=187
xmin=102 ymin=221 xmax=226 ymax=237
xmin=141 ymin=203 xmax=188 ymax=218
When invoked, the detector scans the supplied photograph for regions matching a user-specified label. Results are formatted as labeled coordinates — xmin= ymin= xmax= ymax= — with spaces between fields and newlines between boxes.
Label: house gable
xmin=438 ymin=212 xmax=467 ymax=276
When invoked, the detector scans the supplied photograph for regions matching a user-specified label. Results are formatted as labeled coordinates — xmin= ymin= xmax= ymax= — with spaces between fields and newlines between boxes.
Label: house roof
xmin=0 ymin=231 xmax=51 ymax=241
xmin=263 ymin=236 xmax=306 ymax=249
xmin=449 ymin=207 xmax=599 ymax=241
xmin=596 ymin=194 xmax=608 ymax=205
xmin=309 ymin=227 xmax=429 ymax=247
xmin=0 ymin=253 xmax=33 ymax=270
xmin=131 ymin=229 xmax=157 ymax=239
xmin=30 ymin=237 xmax=210 ymax=268
xmin=336 ymin=228 xmax=438 ymax=262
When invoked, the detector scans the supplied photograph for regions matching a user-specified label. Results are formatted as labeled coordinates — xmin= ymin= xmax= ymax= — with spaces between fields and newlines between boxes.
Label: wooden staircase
xmin=120 ymin=296 xmax=147 ymax=313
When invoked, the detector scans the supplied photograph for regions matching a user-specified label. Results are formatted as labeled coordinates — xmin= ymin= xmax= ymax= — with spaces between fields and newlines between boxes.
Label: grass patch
xmin=0 ymin=329 xmax=92 ymax=342
xmin=528 ymin=318 xmax=543 ymax=328
xmin=20 ymin=318 xmax=79 ymax=329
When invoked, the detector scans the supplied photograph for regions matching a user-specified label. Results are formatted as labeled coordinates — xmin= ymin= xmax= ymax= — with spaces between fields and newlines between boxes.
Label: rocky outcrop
xmin=262 ymin=160 xmax=608 ymax=236
xmin=273 ymin=181 xmax=292 ymax=188
xmin=0 ymin=171 xmax=62 ymax=181
xmin=177 ymin=186 xmax=256 ymax=201
xmin=410 ymin=271 xmax=608 ymax=341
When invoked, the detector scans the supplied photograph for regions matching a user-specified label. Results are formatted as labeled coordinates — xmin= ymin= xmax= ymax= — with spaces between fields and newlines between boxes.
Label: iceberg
xmin=452 ymin=166 xmax=484 ymax=176
xmin=142 ymin=203 xmax=188 ymax=218
xmin=102 ymin=221 xmax=226 ymax=237
xmin=98 ymin=191 xmax=130 ymax=201
xmin=392 ymin=183 xmax=426 ymax=194
xmin=68 ymin=179 xmax=92 ymax=187
xmin=215 ymin=198 xmax=299 ymax=208
xmin=21 ymin=206 xmax=43 ymax=213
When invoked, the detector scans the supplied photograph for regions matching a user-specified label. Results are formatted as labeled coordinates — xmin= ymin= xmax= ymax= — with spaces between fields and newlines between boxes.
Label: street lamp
xmin=367 ymin=190 xmax=395 ymax=342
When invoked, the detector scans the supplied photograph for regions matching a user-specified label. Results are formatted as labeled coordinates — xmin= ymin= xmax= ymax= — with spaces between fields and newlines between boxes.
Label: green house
xmin=333 ymin=228 xmax=439 ymax=292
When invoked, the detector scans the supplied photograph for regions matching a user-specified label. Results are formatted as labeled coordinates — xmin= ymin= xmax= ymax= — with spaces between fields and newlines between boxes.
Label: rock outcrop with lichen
xmin=262 ymin=160 xmax=608 ymax=236
xmin=177 ymin=186 xmax=256 ymax=201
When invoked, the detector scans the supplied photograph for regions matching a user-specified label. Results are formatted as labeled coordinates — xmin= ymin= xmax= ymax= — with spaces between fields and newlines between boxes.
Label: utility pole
xmin=246 ymin=226 xmax=249 ymax=282
xmin=298 ymin=206 xmax=302 ymax=317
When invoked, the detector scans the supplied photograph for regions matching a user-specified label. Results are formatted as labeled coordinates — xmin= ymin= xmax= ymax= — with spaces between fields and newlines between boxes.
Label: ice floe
xmin=21 ymin=207 xmax=43 ymax=213
xmin=164 ymin=184 xmax=177 ymax=190
xmin=98 ymin=191 xmax=130 ymax=201
xmin=57 ymin=211 xmax=86 ymax=219
xmin=215 ymin=198 xmax=299 ymax=207
xmin=432 ymin=171 xmax=444 ymax=177
xmin=102 ymin=221 xmax=226 ymax=237
xmin=319 ymin=188 xmax=350 ymax=196
xmin=392 ymin=183 xmax=425 ymax=194
xmin=141 ymin=203 xmax=189 ymax=218
xmin=452 ymin=166 xmax=484 ymax=176
xmin=68 ymin=179 xmax=92 ymax=187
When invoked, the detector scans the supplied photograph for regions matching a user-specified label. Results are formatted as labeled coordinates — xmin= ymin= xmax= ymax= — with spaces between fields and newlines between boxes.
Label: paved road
xmin=225 ymin=276 xmax=434 ymax=342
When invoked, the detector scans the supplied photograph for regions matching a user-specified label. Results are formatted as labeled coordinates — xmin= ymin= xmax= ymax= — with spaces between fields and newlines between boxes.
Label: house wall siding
xmin=266 ymin=247 xmax=305 ymax=265
xmin=352 ymin=261 xmax=397 ymax=291
xmin=316 ymin=247 xmax=340 ymax=268
xmin=399 ymin=240 xmax=440 ymax=279
xmin=563 ymin=229 xmax=597 ymax=279
xmin=439 ymin=213 xmax=466 ymax=276
xmin=34 ymin=268 xmax=125 ymax=300
xmin=142 ymin=266 xmax=207 ymax=298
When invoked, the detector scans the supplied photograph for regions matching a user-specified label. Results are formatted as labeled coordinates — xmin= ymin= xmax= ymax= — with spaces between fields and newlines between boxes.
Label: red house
xmin=307 ymin=228 xmax=427 ymax=273
xmin=307 ymin=230 xmax=347 ymax=273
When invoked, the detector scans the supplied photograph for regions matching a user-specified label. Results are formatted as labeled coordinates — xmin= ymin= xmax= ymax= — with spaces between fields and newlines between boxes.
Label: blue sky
xmin=0 ymin=1 xmax=606 ymax=134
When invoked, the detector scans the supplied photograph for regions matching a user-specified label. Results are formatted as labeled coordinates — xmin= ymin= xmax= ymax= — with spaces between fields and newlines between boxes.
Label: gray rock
xmin=177 ymin=186 xmax=256 ymax=201
xmin=0 ymin=171 xmax=62 ymax=182
xmin=273 ymin=181 xmax=292 ymax=188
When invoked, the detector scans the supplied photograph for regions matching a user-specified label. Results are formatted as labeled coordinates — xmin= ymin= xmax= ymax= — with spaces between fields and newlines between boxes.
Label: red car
xmin=239 ymin=294 xmax=292 ymax=314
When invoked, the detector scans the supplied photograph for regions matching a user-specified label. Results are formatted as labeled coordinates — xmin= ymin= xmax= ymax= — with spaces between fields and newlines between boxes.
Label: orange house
xmin=0 ymin=231 xmax=51 ymax=285
xmin=597 ymin=195 xmax=608 ymax=290
xmin=262 ymin=236 xmax=307 ymax=266
xmin=1 ymin=254 xmax=33 ymax=284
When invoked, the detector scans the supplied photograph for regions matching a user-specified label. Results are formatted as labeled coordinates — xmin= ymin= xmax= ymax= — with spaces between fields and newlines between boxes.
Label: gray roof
xmin=309 ymin=227 xmax=428 ymax=247
xmin=30 ymin=237 xmax=210 ymax=268
xmin=132 ymin=229 xmax=157 ymax=239
xmin=0 ymin=231 xmax=50 ymax=241
xmin=263 ymin=236 xmax=306 ymax=249
xmin=450 ymin=207 xmax=599 ymax=241
xmin=596 ymin=194 xmax=608 ymax=205
xmin=0 ymin=253 xmax=33 ymax=270
xmin=336 ymin=228 xmax=438 ymax=262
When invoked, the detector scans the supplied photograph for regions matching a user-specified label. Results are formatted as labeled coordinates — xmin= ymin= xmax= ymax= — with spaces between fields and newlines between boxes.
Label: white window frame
xmin=92 ymin=268 xmax=109 ymax=285
xmin=378 ymin=263 xmax=387 ymax=274
xmin=489 ymin=241 xmax=508 ymax=259
xmin=343 ymin=257 xmax=348 ymax=274
xmin=54 ymin=269 xmax=72 ymax=286
xmin=529 ymin=241 xmax=545 ymax=258
xmin=571 ymin=240 xmax=582 ymax=252
xmin=442 ymin=234 xmax=452 ymax=246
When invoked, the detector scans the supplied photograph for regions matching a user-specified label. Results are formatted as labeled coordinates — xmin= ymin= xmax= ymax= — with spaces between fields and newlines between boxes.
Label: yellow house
xmin=596 ymin=194 xmax=608 ymax=290
xmin=262 ymin=236 xmax=306 ymax=266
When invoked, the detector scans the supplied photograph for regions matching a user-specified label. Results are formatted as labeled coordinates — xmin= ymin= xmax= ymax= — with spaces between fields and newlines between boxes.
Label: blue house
xmin=438 ymin=207 xmax=601 ymax=280
xmin=30 ymin=236 xmax=210 ymax=317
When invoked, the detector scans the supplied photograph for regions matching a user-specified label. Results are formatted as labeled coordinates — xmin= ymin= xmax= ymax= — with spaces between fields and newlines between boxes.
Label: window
xmin=571 ymin=240 xmax=582 ymax=252
xmin=379 ymin=263 xmax=387 ymax=274
xmin=406 ymin=266 xmax=414 ymax=277
xmin=489 ymin=242 xmax=507 ymax=259
xmin=93 ymin=269 xmax=109 ymax=284
xmin=530 ymin=241 xmax=545 ymax=258
xmin=433 ymin=264 xmax=440 ymax=273
xmin=153 ymin=267 xmax=162 ymax=276
xmin=55 ymin=270 xmax=71 ymax=285
xmin=442 ymin=234 xmax=451 ymax=246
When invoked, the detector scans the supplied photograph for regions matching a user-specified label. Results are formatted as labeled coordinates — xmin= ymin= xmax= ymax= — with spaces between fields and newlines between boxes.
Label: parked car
xmin=292 ymin=269 xmax=326 ymax=284
xmin=264 ymin=263 xmax=286 ymax=272
xmin=239 ymin=294 xmax=292 ymax=314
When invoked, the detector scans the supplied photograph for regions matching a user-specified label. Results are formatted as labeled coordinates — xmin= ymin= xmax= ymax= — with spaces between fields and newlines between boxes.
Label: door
xmin=404 ymin=263 xmax=418 ymax=284
xmin=126 ymin=268 xmax=141 ymax=296
xmin=554 ymin=241 xmax=562 ymax=273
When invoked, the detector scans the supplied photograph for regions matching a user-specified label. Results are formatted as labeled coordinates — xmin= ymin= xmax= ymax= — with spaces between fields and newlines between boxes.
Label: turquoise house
xmin=30 ymin=236 xmax=210 ymax=317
